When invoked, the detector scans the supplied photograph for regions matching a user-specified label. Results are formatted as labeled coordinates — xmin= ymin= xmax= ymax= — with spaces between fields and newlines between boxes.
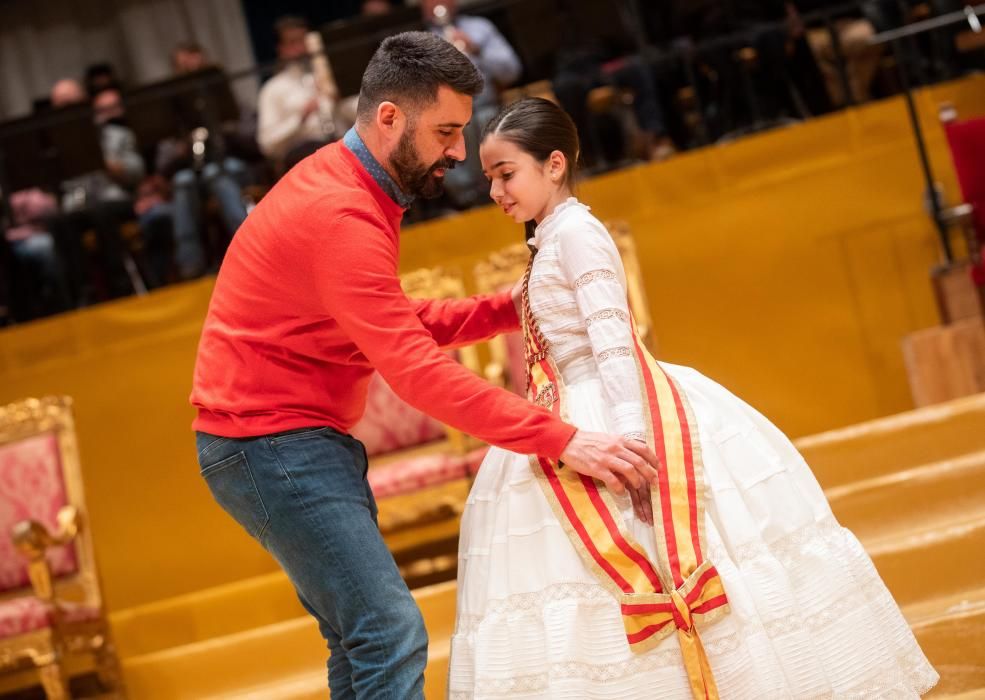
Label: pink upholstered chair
xmin=0 ymin=397 xmax=122 ymax=699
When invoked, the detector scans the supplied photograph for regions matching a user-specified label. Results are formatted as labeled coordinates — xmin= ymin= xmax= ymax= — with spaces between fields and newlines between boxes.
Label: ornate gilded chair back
xmin=0 ymin=397 xmax=99 ymax=610
xmin=472 ymin=243 xmax=531 ymax=394
xmin=609 ymin=221 xmax=656 ymax=352
xmin=350 ymin=266 xmax=481 ymax=456
xmin=473 ymin=220 xmax=655 ymax=395
xmin=0 ymin=396 xmax=121 ymax=698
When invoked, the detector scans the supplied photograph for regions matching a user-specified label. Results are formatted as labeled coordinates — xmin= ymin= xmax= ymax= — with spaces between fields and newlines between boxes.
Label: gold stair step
xmin=111 ymin=570 xmax=305 ymax=658
xmin=795 ymin=392 xmax=985 ymax=489
xmin=119 ymin=582 xmax=457 ymax=699
xmin=827 ymin=449 xmax=985 ymax=543
xmin=122 ymin=615 xmax=325 ymax=698
xmin=203 ymin=638 xmax=452 ymax=699
xmin=869 ymin=513 xmax=985 ymax=608
xmin=912 ymin=600 xmax=985 ymax=698
xmin=906 ymin=585 xmax=985 ymax=698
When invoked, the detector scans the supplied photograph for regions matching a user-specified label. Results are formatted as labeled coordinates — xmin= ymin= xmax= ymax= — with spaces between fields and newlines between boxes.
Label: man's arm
xmin=411 ymin=290 xmax=520 ymax=348
xmin=313 ymin=210 xmax=572 ymax=457
xmin=310 ymin=208 xmax=660 ymax=493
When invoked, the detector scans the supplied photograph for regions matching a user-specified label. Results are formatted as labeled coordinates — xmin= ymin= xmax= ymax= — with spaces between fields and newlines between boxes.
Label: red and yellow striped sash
xmin=521 ymin=262 xmax=729 ymax=700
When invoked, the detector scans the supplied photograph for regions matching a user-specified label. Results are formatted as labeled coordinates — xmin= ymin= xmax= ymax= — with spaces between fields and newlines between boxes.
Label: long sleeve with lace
xmin=528 ymin=198 xmax=646 ymax=441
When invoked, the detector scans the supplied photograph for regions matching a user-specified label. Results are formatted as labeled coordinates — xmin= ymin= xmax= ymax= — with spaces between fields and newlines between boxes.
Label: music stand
xmin=318 ymin=10 xmax=424 ymax=97
xmin=123 ymin=67 xmax=240 ymax=155
xmin=869 ymin=4 xmax=985 ymax=263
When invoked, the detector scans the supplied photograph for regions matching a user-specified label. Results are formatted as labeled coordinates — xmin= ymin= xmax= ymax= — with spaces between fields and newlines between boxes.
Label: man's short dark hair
xmin=357 ymin=31 xmax=483 ymax=123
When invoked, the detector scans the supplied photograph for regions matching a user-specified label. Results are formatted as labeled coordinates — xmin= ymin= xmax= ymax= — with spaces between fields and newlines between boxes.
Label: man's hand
xmin=558 ymin=431 xmax=661 ymax=496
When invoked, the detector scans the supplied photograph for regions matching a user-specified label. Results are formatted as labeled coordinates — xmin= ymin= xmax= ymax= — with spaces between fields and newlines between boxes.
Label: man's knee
xmin=376 ymin=592 xmax=428 ymax=661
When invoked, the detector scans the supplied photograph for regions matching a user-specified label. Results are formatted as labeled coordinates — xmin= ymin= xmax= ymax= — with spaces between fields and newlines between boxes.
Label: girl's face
xmin=480 ymin=134 xmax=567 ymax=224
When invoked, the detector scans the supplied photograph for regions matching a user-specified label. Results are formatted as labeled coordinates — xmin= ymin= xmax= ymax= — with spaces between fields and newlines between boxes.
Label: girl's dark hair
xmin=482 ymin=97 xmax=580 ymax=244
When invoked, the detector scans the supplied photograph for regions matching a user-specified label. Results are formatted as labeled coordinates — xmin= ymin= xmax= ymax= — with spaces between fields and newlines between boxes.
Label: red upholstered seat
xmin=0 ymin=597 xmax=100 ymax=640
xmin=943 ymin=115 xmax=985 ymax=242
xmin=368 ymin=453 xmax=469 ymax=500
xmin=351 ymin=372 xmax=447 ymax=457
xmin=943 ymin=114 xmax=985 ymax=285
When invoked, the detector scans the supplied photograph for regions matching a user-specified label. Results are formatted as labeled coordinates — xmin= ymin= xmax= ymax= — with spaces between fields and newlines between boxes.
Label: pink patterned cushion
xmin=0 ymin=596 xmax=99 ymax=639
xmin=368 ymin=453 xmax=468 ymax=500
xmin=352 ymin=373 xmax=447 ymax=456
xmin=0 ymin=434 xmax=78 ymax=593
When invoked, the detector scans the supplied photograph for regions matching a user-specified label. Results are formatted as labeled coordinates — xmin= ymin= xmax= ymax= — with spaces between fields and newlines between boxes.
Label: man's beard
xmin=389 ymin=126 xmax=456 ymax=200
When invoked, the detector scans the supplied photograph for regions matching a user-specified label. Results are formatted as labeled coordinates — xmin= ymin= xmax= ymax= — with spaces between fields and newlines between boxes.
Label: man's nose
xmin=446 ymin=132 xmax=467 ymax=162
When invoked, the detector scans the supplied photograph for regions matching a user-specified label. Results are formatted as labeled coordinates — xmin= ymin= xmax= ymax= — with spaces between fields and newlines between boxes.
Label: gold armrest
xmin=11 ymin=505 xmax=79 ymax=601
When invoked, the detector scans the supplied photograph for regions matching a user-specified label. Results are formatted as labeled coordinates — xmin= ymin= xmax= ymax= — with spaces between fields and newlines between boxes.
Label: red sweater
xmin=191 ymin=141 xmax=576 ymax=459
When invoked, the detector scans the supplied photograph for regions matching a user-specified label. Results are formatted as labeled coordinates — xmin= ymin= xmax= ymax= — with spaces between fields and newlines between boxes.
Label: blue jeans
xmin=173 ymin=158 xmax=248 ymax=278
xmin=195 ymin=427 xmax=427 ymax=698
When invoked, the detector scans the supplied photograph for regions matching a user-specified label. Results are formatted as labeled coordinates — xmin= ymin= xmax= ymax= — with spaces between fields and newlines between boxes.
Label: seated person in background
xmin=258 ymin=16 xmax=353 ymax=172
xmin=422 ymin=0 xmax=522 ymax=208
xmin=669 ymin=0 xmax=831 ymax=140
xmin=796 ymin=0 xmax=882 ymax=107
xmin=361 ymin=0 xmax=395 ymax=17
xmin=551 ymin=0 xmax=675 ymax=167
xmin=47 ymin=79 xmax=144 ymax=300
xmin=149 ymin=41 xmax=250 ymax=280
xmin=4 ymin=188 xmax=72 ymax=318
xmin=84 ymin=62 xmax=123 ymax=98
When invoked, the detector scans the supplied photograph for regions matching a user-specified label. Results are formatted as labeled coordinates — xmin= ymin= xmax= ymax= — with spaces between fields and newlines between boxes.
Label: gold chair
xmin=0 ymin=396 xmax=122 ymax=699
xmin=473 ymin=220 xmax=656 ymax=396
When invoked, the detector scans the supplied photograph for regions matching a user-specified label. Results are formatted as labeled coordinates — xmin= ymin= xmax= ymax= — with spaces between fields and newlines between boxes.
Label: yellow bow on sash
xmin=521 ymin=259 xmax=729 ymax=700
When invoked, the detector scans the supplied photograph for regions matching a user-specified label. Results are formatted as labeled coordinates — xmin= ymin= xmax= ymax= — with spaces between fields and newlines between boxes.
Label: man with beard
xmin=190 ymin=31 xmax=660 ymax=698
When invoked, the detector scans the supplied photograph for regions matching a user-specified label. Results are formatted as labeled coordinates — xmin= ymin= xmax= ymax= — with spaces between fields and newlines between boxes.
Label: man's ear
xmin=377 ymin=101 xmax=400 ymax=132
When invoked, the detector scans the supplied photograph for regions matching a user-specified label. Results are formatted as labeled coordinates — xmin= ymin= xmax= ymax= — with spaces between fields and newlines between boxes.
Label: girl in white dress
xmin=447 ymin=97 xmax=938 ymax=700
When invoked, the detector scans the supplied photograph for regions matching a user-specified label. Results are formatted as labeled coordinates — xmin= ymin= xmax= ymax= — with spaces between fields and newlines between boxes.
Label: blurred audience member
xmin=552 ymin=2 xmax=675 ymax=166
xmin=797 ymin=1 xmax=882 ymax=107
xmin=258 ymin=16 xmax=349 ymax=171
xmin=84 ymin=62 xmax=122 ymax=98
xmin=50 ymin=81 xmax=144 ymax=299
xmin=362 ymin=0 xmax=393 ymax=17
xmin=172 ymin=41 xmax=209 ymax=74
xmin=4 ymin=188 xmax=72 ymax=317
xmin=670 ymin=0 xmax=830 ymax=139
xmin=422 ymin=0 xmax=522 ymax=207
xmin=151 ymin=42 xmax=250 ymax=279
xmin=50 ymin=78 xmax=87 ymax=108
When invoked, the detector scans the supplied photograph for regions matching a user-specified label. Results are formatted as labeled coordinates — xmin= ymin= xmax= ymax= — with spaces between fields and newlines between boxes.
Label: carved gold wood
xmin=473 ymin=243 xmax=532 ymax=391
xmin=0 ymin=396 xmax=124 ymax=698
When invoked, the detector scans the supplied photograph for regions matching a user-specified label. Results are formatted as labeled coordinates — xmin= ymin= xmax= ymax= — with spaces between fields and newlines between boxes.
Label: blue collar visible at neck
xmin=343 ymin=127 xmax=415 ymax=209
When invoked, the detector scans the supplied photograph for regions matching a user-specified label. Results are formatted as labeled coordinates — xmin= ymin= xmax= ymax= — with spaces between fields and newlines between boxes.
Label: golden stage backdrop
xmin=0 ymin=75 xmax=982 ymax=613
